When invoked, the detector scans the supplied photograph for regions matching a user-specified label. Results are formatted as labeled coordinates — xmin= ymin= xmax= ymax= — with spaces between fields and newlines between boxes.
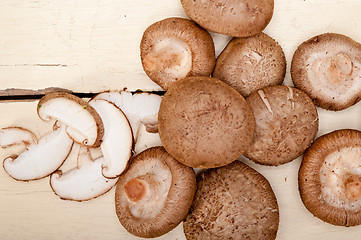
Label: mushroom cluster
xmin=3 ymin=0 xmax=361 ymax=239
xmin=1 ymin=91 xmax=162 ymax=201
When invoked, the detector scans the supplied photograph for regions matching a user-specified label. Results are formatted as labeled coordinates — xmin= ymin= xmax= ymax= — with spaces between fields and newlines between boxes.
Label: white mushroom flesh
xmin=3 ymin=126 xmax=73 ymax=181
xmin=88 ymin=99 xmax=133 ymax=178
xmin=320 ymin=147 xmax=361 ymax=209
xmin=50 ymin=147 xmax=117 ymax=201
xmin=0 ymin=127 xmax=37 ymax=148
xmin=307 ymin=49 xmax=361 ymax=105
xmin=143 ymin=37 xmax=192 ymax=81
xmin=124 ymin=159 xmax=172 ymax=219
xmin=38 ymin=97 xmax=99 ymax=146
xmin=94 ymin=91 xmax=162 ymax=138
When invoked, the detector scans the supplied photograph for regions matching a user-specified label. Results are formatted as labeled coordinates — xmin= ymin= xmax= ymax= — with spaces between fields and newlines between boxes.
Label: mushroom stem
xmin=124 ymin=174 xmax=159 ymax=202
xmin=344 ymin=174 xmax=361 ymax=201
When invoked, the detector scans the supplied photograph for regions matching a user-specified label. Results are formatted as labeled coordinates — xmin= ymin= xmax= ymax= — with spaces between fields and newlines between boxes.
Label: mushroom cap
xmin=213 ymin=32 xmax=286 ymax=97
xmin=299 ymin=129 xmax=361 ymax=226
xmin=37 ymin=92 xmax=104 ymax=148
xmin=140 ymin=17 xmax=215 ymax=90
xmin=291 ymin=33 xmax=361 ymax=111
xmin=183 ymin=160 xmax=279 ymax=239
xmin=115 ymin=146 xmax=196 ymax=238
xmin=244 ymin=85 xmax=319 ymax=166
xmin=158 ymin=76 xmax=255 ymax=169
xmin=180 ymin=0 xmax=274 ymax=37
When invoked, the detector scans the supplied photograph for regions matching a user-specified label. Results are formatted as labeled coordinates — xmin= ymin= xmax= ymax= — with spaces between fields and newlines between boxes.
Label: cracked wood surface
xmin=1 ymin=0 xmax=361 ymax=95
xmin=1 ymin=0 xmax=361 ymax=240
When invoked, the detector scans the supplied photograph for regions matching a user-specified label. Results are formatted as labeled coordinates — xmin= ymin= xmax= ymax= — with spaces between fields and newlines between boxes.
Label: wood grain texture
xmin=0 ymin=0 xmax=361 ymax=94
xmin=1 ymin=100 xmax=361 ymax=239
xmin=1 ymin=0 xmax=361 ymax=239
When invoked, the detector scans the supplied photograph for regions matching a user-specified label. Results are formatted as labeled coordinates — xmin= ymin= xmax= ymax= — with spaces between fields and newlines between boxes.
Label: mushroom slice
xmin=140 ymin=17 xmax=215 ymax=90
xmin=93 ymin=91 xmax=162 ymax=140
xmin=37 ymin=92 xmax=104 ymax=147
xmin=244 ymin=85 xmax=319 ymax=166
xmin=299 ymin=129 xmax=361 ymax=226
xmin=183 ymin=161 xmax=279 ymax=239
xmin=88 ymin=99 xmax=133 ymax=178
xmin=0 ymin=127 xmax=37 ymax=148
xmin=50 ymin=146 xmax=117 ymax=201
xmin=181 ymin=0 xmax=274 ymax=37
xmin=213 ymin=32 xmax=286 ymax=97
xmin=3 ymin=126 xmax=73 ymax=181
xmin=158 ymin=76 xmax=255 ymax=169
xmin=291 ymin=33 xmax=361 ymax=110
xmin=115 ymin=147 xmax=196 ymax=238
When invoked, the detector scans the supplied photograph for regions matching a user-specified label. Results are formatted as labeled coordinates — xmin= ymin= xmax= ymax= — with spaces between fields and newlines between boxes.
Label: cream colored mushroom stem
xmin=50 ymin=146 xmax=118 ymax=201
xmin=3 ymin=126 xmax=73 ymax=181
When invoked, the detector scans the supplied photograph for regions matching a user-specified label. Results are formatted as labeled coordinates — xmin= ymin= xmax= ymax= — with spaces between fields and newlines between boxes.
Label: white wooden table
xmin=1 ymin=0 xmax=361 ymax=239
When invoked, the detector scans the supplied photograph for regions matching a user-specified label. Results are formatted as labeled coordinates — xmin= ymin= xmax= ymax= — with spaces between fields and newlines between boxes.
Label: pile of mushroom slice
xmin=1 ymin=91 xmax=162 ymax=201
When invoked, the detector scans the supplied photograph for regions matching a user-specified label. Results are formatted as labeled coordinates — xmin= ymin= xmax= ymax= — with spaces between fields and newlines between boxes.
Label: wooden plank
xmin=1 ymin=100 xmax=361 ymax=239
xmin=1 ymin=0 xmax=361 ymax=94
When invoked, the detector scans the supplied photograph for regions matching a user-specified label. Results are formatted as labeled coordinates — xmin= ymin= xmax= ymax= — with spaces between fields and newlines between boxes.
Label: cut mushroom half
xmin=88 ymin=99 xmax=133 ymax=178
xmin=93 ymin=91 xmax=162 ymax=141
xmin=0 ymin=127 xmax=38 ymax=148
xmin=37 ymin=92 xmax=104 ymax=147
xmin=140 ymin=17 xmax=215 ymax=90
xmin=50 ymin=146 xmax=117 ymax=201
xmin=3 ymin=126 xmax=73 ymax=181
xmin=115 ymin=147 xmax=196 ymax=238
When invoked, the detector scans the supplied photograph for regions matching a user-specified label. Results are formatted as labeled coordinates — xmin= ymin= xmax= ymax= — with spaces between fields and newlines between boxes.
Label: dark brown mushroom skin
xmin=184 ymin=161 xmax=279 ymax=239
xmin=213 ymin=32 xmax=286 ymax=97
xmin=140 ymin=17 xmax=215 ymax=90
xmin=180 ymin=0 xmax=274 ymax=37
xmin=291 ymin=33 xmax=361 ymax=111
xmin=158 ymin=76 xmax=255 ymax=169
xmin=244 ymin=85 xmax=319 ymax=166
xmin=299 ymin=129 xmax=361 ymax=226
xmin=115 ymin=146 xmax=196 ymax=238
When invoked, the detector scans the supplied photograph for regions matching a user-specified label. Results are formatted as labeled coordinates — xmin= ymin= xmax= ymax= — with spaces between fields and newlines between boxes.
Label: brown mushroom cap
xmin=213 ymin=32 xmax=286 ymax=97
xmin=180 ymin=0 xmax=274 ymax=37
xmin=299 ymin=129 xmax=361 ymax=227
xmin=158 ymin=76 xmax=255 ymax=169
xmin=140 ymin=17 xmax=215 ymax=90
xmin=183 ymin=161 xmax=279 ymax=239
xmin=244 ymin=85 xmax=319 ymax=166
xmin=115 ymin=146 xmax=196 ymax=238
xmin=291 ymin=33 xmax=361 ymax=111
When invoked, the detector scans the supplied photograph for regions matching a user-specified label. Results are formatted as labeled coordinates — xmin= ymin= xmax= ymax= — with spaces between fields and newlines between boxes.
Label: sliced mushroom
xmin=213 ymin=32 xmax=286 ymax=97
xmin=183 ymin=161 xmax=279 ymax=239
xmin=140 ymin=17 xmax=215 ymax=90
xmin=115 ymin=147 xmax=196 ymax=238
xmin=244 ymin=85 xmax=319 ymax=166
xmin=291 ymin=33 xmax=361 ymax=110
xmin=93 ymin=91 xmax=162 ymax=140
xmin=50 ymin=146 xmax=117 ymax=201
xmin=299 ymin=129 xmax=361 ymax=226
xmin=181 ymin=0 xmax=274 ymax=37
xmin=88 ymin=99 xmax=133 ymax=178
xmin=158 ymin=76 xmax=255 ymax=169
xmin=37 ymin=92 xmax=104 ymax=147
xmin=0 ymin=127 xmax=37 ymax=148
xmin=3 ymin=126 xmax=73 ymax=181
